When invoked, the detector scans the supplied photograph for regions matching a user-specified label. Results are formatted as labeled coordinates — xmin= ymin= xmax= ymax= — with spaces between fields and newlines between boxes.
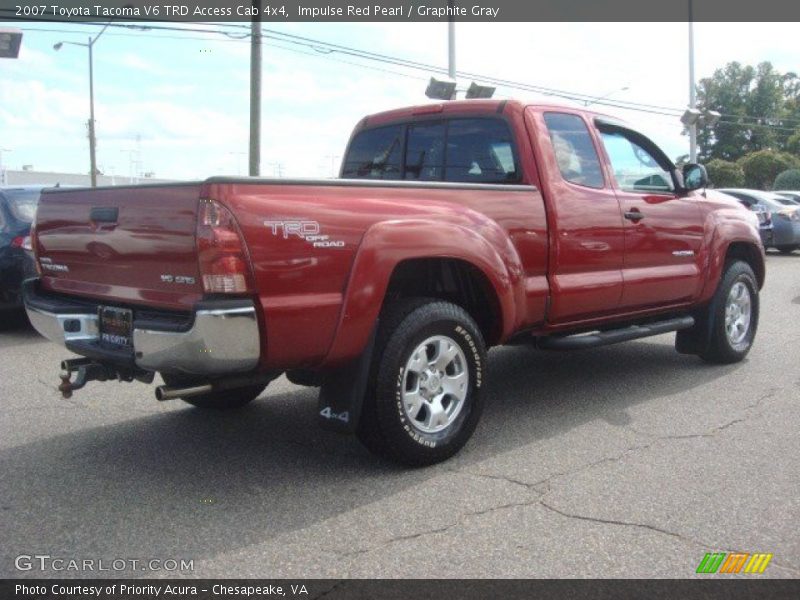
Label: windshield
xmin=2 ymin=190 xmax=41 ymax=223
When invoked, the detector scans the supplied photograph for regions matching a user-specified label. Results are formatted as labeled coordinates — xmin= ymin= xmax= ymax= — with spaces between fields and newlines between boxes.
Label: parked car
xmin=716 ymin=191 xmax=773 ymax=247
xmin=25 ymin=101 xmax=764 ymax=465
xmin=0 ymin=186 xmax=47 ymax=313
xmin=774 ymin=190 xmax=800 ymax=204
xmin=718 ymin=188 xmax=800 ymax=254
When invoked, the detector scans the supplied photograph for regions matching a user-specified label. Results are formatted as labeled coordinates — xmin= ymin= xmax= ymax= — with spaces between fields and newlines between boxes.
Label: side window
xmin=342 ymin=125 xmax=403 ymax=179
xmin=543 ymin=113 xmax=604 ymax=188
xmin=404 ymin=122 xmax=445 ymax=181
xmin=599 ymin=130 xmax=675 ymax=193
xmin=445 ymin=118 xmax=519 ymax=183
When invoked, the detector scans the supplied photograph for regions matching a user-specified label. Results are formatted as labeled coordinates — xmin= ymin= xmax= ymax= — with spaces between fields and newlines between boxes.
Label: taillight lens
xmin=197 ymin=199 xmax=253 ymax=294
xmin=11 ymin=235 xmax=29 ymax=249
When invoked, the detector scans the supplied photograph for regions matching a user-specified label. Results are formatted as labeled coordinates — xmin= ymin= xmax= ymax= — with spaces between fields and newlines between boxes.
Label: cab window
xmin=341 ymin=125 xmax=403 ymax=179
xmin=543 ymin=112 xmax=604 ymax=188
xmin=598 ymin=129 xmax=675 ymax=193
xmin=444 ymin=118 xmax=519 ymax=183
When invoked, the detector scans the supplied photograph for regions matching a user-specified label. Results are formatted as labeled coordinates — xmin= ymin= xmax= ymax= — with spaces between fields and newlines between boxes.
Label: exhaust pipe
xmin=155 ymin=384 xmax=213 ymax=401
xmin=154 ymin=371 xmax=281 ymax=402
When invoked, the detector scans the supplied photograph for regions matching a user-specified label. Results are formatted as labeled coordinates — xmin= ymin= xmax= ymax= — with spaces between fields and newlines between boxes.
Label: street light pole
xmin=688 ymin=0 xmax=697 ymax=162
xmin=87 ymin=37 xmax=97 ymax=187
xmin=54 ymin=21 xmax=112 ymax=187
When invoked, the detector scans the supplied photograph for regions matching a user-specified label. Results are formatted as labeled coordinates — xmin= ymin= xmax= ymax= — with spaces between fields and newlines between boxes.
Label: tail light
xmin=10 ymin=235 xmax=31 ymax=250
xmin=197 ymin=199 xmax=253 ymax=294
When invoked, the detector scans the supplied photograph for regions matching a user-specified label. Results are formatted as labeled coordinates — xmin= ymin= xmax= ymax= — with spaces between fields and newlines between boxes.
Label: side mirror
xmin=682 ymin=163 xmax=709 ymax=192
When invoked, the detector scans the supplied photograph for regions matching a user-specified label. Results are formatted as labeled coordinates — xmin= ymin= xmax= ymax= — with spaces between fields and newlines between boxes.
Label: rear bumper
xmin=23 ymin=279 xmax=261 ymax=375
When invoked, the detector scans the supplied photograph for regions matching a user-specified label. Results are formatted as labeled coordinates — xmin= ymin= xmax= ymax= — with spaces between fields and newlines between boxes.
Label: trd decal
xmin=264 ymin=219 xmax=345 ymax=248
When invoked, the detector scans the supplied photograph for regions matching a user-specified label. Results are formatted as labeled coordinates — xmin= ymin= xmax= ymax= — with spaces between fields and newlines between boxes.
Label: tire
xmin=161 ymin=373 xmax=266 ymax=410
xmin=357 ymin=298 xmax=487 ymax=466
xmin=777 ymin=245 xmax=798 ymax=255
xmin=691 ymin=260 xmax=759 ymax=364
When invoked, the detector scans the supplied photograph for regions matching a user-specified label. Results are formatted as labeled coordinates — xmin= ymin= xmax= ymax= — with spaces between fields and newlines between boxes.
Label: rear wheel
xmin=777 ymin=245 xmax=798 ymax=254
xmin=357 ymin=298 xmax=487 ymax=466
xmin=161 ymin=373 xmax=266 ymax=410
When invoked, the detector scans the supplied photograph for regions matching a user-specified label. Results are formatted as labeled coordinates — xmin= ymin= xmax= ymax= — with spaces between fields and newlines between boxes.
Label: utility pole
xmin=249 ymin=2 xmax=262 ymax=177
xmin=688 ymin=0 xmax=697 ymax=162
xmin=0 ymin=148 xmax=10 ymax=185
xmin=447 ymin=0 xmax=456 ymax=99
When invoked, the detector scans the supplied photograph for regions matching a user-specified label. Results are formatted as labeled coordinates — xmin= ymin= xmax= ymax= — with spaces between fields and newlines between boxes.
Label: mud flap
xmin=317 ymin=325 xmax=377 ymax=434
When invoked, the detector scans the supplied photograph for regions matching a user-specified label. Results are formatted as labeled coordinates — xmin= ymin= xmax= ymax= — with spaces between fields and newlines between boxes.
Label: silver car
xmin=719 ymin=188 xmax=800 ymax=254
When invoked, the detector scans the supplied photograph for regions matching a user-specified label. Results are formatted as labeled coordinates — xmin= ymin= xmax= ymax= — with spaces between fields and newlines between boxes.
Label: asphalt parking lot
xmin=1 ymin=254 xmax=798 ymax=580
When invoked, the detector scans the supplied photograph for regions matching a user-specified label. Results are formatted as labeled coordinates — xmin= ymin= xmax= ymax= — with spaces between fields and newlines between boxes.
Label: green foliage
xmin=774 ymin=169 xmax=800 ymax=190
xmin=696 ymin=61 xmax=800 ymax=162
xmin=705 ymin=159 xmax=745 ymax=188
xmin=787 ymin=132 xmax=800 ymax=156
xmin=737 ymin=150 xmax=800 ymax=190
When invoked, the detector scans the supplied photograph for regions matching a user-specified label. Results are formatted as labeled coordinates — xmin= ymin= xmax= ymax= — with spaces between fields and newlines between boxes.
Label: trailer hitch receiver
xmin=58 ymin=358 xmax=154 ymax=399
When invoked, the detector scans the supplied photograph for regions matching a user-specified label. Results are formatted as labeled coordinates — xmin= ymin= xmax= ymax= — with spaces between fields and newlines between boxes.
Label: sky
xmin=2 ymin=21 xmax=799 ymax=181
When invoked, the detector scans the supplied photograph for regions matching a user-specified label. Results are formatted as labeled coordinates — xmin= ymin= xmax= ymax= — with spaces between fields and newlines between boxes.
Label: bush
xmin=773 ymin=169 xmax=800 ymax=190
xmin=738 ymin=150 xmax=800 ymax=190
xmin=787 ymin=132 xmax=800 ymax=157
xmin=705 ymin=159 xmax=745 ymax=188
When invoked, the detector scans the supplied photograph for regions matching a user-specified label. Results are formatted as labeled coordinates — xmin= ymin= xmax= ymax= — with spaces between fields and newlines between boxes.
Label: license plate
xmin=98 ymin=306 xmax=133 ymax=347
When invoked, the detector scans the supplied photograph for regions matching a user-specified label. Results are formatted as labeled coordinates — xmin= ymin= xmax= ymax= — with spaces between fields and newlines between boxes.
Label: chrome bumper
xmin=25 ymin=293 xmax=261 ymax=376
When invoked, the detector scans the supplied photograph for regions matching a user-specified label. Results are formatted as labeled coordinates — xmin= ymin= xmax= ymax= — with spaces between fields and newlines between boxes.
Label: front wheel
xmin=357 ymin=299 xmax=487 ymax=466
xmin=161 ymin=374 xmax=267 ymax=410
xmin=697 ymin=260 xmax=759 ymax=364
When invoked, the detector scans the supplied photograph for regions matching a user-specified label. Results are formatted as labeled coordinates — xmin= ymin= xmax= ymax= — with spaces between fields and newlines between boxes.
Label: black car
xmin=0 ymin=186 xmax=45 ymax=313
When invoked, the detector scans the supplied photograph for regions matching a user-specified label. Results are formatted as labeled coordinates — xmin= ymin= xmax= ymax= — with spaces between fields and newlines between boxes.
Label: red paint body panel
xmin=35 ymin=185 xmax=204 ymax=311
xmin=208 ymin=181 xmax=547 ymax=368
xmin=31 ymin=100 xmax=764 ymax=374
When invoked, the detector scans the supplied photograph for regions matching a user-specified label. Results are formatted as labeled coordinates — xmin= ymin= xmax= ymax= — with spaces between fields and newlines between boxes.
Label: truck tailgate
xmin=34 ymin=184 xmax=204 ymax=311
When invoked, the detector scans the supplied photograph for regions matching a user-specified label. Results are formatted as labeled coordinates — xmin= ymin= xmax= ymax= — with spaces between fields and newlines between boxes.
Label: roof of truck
xmin=361 ymin=99 xmax=616 ymax=128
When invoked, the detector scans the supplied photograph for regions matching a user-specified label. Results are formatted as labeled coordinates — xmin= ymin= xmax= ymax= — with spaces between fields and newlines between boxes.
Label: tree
xmin=787 ymin=132 xmax=800 ymax=156
xmin=705 ymin=159 xmax=745 ymax=188
xmin=774 ymin=169 xmax=800 ymax=190
xmin=738 ymin=150 xmax=800 ymax=190
xmin=696 ymin=62 xmax=800 ymax=162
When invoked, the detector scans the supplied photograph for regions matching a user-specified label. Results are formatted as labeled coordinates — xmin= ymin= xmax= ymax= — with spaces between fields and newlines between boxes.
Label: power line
xmin=14 ymin=19 xmax=800 ymax=132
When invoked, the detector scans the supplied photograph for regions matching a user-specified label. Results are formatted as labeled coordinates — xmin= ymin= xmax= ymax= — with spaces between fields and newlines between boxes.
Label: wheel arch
xmin=324 ymin=219 xmax=522 ymax=365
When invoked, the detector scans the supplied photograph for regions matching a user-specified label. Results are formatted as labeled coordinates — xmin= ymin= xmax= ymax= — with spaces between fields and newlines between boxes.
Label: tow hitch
xmin=58 ymin=358 xmax=154 ymax=399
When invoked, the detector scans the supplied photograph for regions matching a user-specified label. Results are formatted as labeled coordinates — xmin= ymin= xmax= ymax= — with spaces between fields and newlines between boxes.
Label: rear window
xmin=341 ymin=125 xmax=403 ymax=179
xmin=343 ymin=117 xmax=520 ymax=184
xmin=3 ymin=190 xmax=40 ymax=223
xmin=405 ymin=122 xmax=445 ymax=181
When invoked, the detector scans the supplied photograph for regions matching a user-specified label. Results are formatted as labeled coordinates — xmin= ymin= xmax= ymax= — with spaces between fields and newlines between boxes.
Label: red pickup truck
xmin=25 ymin=100 xmax=764 ymax=465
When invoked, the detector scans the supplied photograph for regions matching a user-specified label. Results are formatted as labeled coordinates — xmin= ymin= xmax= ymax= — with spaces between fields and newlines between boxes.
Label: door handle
xmin=624 ymin=210 xmax=645 ymax=222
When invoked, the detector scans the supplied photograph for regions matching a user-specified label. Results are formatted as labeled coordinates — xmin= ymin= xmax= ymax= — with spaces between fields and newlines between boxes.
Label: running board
xmin=538 ymin=316 xmax=695 ymax=351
